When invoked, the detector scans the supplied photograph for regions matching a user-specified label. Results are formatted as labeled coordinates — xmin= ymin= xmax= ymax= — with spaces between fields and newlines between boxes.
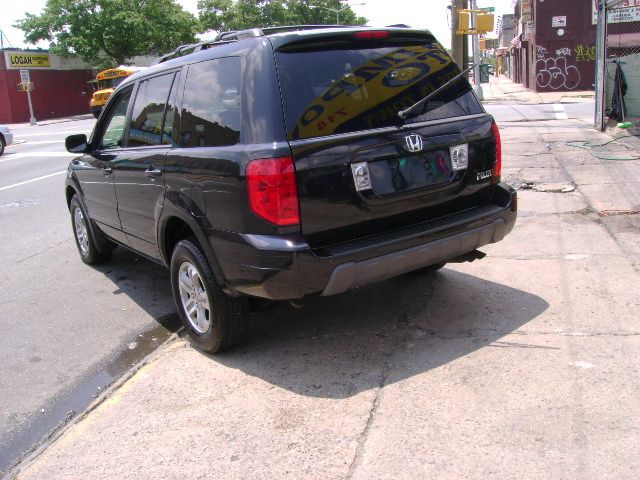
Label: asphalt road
xmin=0 ymin=118 xmax=179 ymax=474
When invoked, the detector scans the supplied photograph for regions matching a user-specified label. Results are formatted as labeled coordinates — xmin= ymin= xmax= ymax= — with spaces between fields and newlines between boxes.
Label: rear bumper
xmin=321 ymin=217 xmax=509 ymax=296
xmin=207 ymin=183 xmax=517 ymax=300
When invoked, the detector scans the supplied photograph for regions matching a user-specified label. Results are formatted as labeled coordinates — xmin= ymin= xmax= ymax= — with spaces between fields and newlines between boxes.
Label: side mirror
xmin=65 ymin=134 xmax=88 ymax=154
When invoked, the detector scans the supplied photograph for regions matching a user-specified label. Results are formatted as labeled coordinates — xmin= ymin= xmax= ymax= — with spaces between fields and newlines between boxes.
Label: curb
xmin=4 ymin=330 xmax=185 ymax=480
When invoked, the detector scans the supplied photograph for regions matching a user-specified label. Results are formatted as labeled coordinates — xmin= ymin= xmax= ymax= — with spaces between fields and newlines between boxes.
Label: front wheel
xmin=170 ymin=239 xmax=249 ymax=353
xmin=0 ymin=136 xmax=5 ymax=156
xmin=70 ymin=195 xmax=112 ymax=264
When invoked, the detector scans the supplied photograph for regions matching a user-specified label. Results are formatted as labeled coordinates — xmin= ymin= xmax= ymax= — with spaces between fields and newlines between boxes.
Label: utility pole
xmin=470 ymin=0 xmax=484 ymax=100
xmin=450 ymin=0 xmax=465 ymax=67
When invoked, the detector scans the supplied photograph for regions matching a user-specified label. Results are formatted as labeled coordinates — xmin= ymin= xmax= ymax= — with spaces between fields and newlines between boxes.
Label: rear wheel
xmin=70 ymin=195 xmax=112 ymax=264
xmin=0 ymin=136 xmax=5 ymax=156
xmin=170 ymin=239 xmax=249 ymax=353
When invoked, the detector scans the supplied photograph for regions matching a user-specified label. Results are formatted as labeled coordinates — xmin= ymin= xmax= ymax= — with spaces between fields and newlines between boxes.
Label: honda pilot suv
xmin=64 ymin=26 xmax=517 ymax=353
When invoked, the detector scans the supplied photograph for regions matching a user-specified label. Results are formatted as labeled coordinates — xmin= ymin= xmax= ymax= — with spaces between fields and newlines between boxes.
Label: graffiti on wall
xmin=574 ymin=44 xmax=597 ymax=62
xmin=536 ymin=45 xmax=549 ymax=59
xmin=536 ymin=46 xmax=581 ymax=90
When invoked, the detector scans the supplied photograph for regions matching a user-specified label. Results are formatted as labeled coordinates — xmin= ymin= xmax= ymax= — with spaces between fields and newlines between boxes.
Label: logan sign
xmin=8 ymin=53 xmax=51 ymax=68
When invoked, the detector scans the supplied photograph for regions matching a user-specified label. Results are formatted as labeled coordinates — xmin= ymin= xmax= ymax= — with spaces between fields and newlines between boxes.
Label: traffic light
xmin=479 ymin=38 xmax=486 ymax=51
xmin=457 ymin=10 xmax=494 ymax=34
xmin=459 ymin=11 xmax=471 ymax=32
xmin=476 ymin=12 xmax=495 ymax=33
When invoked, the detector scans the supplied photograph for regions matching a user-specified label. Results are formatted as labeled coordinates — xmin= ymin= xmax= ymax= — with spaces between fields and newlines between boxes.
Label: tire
xmin=92 ymin=110 xmax=100 ymax=119
xmin=0 ymin=136 xmax=5 ymax=156
xmin=70 ymin=195 xmax=112 ymax=264
xmin=170 ymin=239 xmax=249 ymax=353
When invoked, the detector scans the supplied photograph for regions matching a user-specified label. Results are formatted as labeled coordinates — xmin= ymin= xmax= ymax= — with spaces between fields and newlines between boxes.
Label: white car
xmin=0 ymin=125 xmax=14 ymax=156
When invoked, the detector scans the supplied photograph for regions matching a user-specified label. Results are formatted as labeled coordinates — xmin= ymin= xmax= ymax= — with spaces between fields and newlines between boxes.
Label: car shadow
xmin=93 ymin=248 xmax=181 ymax=333
xmin=196 ymin=268 xmax=548 ymax=399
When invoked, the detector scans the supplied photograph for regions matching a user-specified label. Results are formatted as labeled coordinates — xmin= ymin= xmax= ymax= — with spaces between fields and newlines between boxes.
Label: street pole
xmin=470 ymin=0 xmax=484 ymax=100
xmin=26 ymin=87 xmax=37 ymax=126
xmin=450 ymin=0 xmax=465 ymax=67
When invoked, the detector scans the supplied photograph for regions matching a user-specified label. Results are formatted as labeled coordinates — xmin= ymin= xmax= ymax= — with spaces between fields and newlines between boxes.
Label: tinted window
xmin=128 ymin=73 xmax=175 ymax=147
xmin=275 ymin=43 xmax=483 ymax=140
xmin=162 ymin=71 xmax=181 ymax=146
xmin=98 ymin=90 xmax=132 ymax=150
xmin=179 ymin=57 xmax=241 ymax=148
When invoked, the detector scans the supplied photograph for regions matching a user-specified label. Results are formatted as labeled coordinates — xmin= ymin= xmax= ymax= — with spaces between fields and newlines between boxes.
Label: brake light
xmin=353 ymin=30 xmax=390 ymax=39
xmin=491 ymin=122 xmax=502 ymax=183
xmin=247 ymin=156 xmax=300 ymax=226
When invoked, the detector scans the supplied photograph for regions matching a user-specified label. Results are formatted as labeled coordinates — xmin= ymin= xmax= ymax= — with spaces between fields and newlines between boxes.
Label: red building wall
xmin=531 ymin=0 xmax=597 ymax=92
xmin=0 ymin=52 xmax=95 ymax=124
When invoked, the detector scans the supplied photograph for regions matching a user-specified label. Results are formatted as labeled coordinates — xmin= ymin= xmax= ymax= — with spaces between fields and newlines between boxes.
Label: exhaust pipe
xmin=449 ymin=249 xmax=486 ymax=263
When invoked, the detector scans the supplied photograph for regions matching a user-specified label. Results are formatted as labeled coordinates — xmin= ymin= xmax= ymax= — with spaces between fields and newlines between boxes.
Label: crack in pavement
xmin=15 ymin=237 xmax=74 ymax=264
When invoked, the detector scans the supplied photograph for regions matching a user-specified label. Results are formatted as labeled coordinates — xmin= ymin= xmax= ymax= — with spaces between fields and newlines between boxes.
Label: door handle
xmin=145 ymin=168 xmax=163 ymax=179
xmin=103 ymin=166 xmax=113 ymax=175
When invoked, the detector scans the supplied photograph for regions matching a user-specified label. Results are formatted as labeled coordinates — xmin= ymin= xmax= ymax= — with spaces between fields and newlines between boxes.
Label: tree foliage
xmin=198 ymin=0 xmax=368 ymax=32
xmin=15 ymin=0 xmax=200 ymax=69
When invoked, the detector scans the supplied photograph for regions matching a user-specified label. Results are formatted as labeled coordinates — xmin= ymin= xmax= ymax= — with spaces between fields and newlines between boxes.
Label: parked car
xmin=64 ymin=26 xmax=517 ymax=353
xmin=0 ymin=124 xmax=14 ymax=156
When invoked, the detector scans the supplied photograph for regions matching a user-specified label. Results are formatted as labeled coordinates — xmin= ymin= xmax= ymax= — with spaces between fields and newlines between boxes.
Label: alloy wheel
xmin=178 ymin=261 xmax=212 ymax=334
xmin=74 ymin=207 xmax=89 ymax=256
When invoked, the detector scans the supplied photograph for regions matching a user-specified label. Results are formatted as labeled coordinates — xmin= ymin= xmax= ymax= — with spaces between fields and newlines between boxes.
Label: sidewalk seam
xmin=345 ymin=362 xmax=390 ymax=480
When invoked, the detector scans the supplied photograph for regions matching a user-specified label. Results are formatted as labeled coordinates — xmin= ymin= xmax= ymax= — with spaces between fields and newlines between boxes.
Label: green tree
xmin=15 ymin=0 xmax=200 ymax=69
xmin=198 ymin=0 xmax=368 ymax=32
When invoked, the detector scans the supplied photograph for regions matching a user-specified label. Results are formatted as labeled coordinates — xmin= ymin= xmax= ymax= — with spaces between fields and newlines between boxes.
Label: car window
xmin=162 ymin=71 xmax=181 ymax=146
xmin=98 ymin=90 xmax=132 ymax=150
xmin=275 ymin=43 xmax=483 ymax=140
xmin=128 ymin=73 xmax=176 ymax=147
xmin=179 ymin=57 xmax=241 ymax=148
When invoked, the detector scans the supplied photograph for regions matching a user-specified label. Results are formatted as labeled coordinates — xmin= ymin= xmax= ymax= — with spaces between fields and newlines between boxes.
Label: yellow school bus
xmin=89 ymin=66 xmax=145 ymax=118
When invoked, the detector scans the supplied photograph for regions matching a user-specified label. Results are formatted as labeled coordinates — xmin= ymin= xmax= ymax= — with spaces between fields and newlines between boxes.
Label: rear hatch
xmin=272 ymin=29 xmax=499 ymax=250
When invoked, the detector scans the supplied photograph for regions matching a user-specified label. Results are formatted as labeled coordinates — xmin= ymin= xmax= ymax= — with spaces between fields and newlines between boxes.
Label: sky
xmin=0 ymin=0 xmax=516 ymax=51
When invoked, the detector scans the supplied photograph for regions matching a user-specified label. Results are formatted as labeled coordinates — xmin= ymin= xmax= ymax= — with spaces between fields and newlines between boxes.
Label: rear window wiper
xmin=397 ymin=64 xmax=475 ymax=121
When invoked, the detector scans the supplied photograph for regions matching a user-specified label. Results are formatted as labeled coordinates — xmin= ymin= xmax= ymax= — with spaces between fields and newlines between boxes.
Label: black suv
xmin=65 ymin=26 xmax=517 ymax=353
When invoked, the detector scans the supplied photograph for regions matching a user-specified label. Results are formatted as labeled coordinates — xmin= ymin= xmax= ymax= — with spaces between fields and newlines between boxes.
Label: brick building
xmin=504 ymin=0 xmax=597 ymax=92
xmin=0 ymin=49 xmax=97 ymax=123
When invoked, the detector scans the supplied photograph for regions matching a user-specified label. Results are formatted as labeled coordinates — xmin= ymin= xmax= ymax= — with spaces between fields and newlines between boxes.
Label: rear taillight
xmin=491 ymin=122 xmax=502 ymax=183
xmin=353 ymin=30 xmax=390 ymax=39
xmin=246 ymin=156 xmax=300 ymax=226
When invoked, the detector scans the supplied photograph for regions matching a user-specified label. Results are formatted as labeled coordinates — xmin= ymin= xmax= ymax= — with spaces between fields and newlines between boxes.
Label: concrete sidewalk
xmin=5 ymin=114 xmax=94 ymax=130
xmin=483 ymin=75 xmax=595 ymax=104
xmin=9 ymin=110 xmax=640 ymax=479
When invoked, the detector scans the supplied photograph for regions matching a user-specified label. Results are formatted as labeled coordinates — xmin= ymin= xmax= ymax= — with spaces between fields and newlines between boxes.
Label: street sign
xmin=17 ymin=70 xmax=37 ymax=125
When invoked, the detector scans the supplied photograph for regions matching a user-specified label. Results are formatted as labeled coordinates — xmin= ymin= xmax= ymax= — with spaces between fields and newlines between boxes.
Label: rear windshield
xmin=275 ymin=43 xmax=483 ymax=140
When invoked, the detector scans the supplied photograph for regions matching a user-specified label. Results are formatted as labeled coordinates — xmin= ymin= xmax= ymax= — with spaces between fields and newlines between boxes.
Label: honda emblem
xmin=404 ymin=134 xmax=424 ymax=153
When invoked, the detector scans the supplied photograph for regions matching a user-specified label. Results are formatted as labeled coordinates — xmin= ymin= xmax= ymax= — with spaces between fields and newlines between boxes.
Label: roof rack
xmin=260 ymin=24 xmax=350 ymax=35
xmin=152 ymin=25 xmax=358 ymax=65
xmin=151 ymin=39 xmax=236 ymax=65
